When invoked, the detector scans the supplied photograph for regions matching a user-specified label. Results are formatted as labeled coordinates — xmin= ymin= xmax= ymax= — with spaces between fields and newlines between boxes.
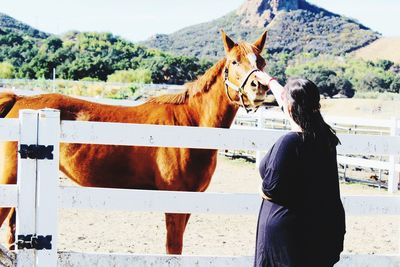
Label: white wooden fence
xmin=2 ymin=88 xmax=399 ymax=193
xmin=0 ymin=109 xmax=399 ymax=266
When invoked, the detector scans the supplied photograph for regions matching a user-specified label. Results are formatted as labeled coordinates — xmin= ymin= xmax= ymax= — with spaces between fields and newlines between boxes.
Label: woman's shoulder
xmin=276 ymin=132 xmax=302 ymax=147
xmin=270 ymin=132 xmax=302 ymax=157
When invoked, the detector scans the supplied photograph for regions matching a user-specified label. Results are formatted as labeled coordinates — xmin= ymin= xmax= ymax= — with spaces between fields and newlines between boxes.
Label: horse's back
xmin=0 ymin=92 xmax=217 ymax=192
xmin=5 ymin=93 xmax=102 ymax=120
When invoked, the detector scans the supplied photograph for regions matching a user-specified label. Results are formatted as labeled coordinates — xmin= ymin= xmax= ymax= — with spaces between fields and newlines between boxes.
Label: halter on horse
xmin=224 ymin=67 xmax=265 ymax=113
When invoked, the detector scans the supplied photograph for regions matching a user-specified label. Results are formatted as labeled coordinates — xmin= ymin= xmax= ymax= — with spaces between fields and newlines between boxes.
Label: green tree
xmin=286 ymin=64 xmax=338 ymax=96
xmin=142 ymin=55 xmax=208 ymax=84
xmin=0 ymin=62 xmax=14 ymax=78
xmin=44 ymin=36 xmax=63 ymax=52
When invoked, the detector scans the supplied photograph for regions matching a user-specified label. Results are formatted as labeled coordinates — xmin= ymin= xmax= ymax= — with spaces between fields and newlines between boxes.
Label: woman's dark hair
xmin=284 ymin=78 xmax=340 ymax=149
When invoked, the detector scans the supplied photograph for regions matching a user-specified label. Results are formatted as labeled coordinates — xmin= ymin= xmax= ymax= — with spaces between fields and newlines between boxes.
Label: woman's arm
xmin=256 ymin=71 xmax=302 ymax=132
xmin=259 ymin=184 xmax=272 ymax=200
xmin=259 ymin=136 xmax=297 ymax=203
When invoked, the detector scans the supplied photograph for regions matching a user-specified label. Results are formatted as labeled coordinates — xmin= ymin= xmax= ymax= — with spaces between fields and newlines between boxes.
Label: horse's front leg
xmin=165 ymin=213 xmax=191 ymax=254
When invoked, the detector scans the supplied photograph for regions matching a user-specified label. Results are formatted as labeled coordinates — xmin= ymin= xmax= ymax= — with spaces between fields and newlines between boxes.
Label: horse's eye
xmin=232 ymin=60 xmax=238 ymax=65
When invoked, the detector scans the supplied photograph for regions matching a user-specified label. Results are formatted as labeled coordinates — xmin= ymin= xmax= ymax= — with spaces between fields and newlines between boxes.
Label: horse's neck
xmin=189 ymin=75 xmax=239 ymax=128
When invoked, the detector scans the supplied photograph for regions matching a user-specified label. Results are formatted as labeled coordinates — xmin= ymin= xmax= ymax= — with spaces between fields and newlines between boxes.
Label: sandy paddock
xmin=0 ymin=156 xmax=399 ymax=258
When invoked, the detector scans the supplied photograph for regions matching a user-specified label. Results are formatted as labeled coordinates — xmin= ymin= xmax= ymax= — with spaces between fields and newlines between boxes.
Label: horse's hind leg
xmin=5 ymin=208 xmax=15 ymax=250
xmin=0 ymin=142 xmax=18 ymax=249
xmin=0 ymin=208 xmax=12 ymax=229
xmin=165 ymin=213 xmax=191 ymax=254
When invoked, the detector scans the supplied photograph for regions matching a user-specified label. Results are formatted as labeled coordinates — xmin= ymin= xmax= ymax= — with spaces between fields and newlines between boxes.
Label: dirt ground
xmin=1 ymin=155 xmax=397 ymax=257
xmin=320 ymin=98 xmax=400 ymax=119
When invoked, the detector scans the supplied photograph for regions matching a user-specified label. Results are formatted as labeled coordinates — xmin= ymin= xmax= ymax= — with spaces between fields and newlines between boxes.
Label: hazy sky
xmin=1 ymin=0 xmax=399 ymax=41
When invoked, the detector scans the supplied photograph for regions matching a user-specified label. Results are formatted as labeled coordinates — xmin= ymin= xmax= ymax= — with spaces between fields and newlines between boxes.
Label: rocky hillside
xmin=0 ymin=12 xmax=48 ymax=39
xmin=143 ymin=0 xmax=380 ymax=59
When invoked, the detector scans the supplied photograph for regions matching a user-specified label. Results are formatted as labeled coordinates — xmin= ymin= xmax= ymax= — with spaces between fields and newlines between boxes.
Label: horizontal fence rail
xmin=57 ymin=253 xmax=253 ymax=267
xmin=60 ymin=121 xmax=283 ymax=149
xmin=337 ymin=156 xmax=400 ymax=172
xmin=237 ymin=110 xmax=395 ymax=128
xmin=59 ymin=186 xmax=400 ymax=216
xmin=60 ymin=121 xmax=400 ymax=155
xmin=2 ymin=184 xmax=399 ymax=216
xmin=57 ymin=252 xmax=400 ymax=267
xmin=1 ymin=118 xmax=399 ymax=155
xmin=0 ymin=185 xmax=18 ymax=207
xmin=0 ymin=118 xmax=18 ymax=141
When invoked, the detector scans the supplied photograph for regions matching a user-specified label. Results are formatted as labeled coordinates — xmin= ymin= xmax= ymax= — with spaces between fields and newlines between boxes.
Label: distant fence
xmin=233 ymin=109 xmax=400 ymax=193
xmin=0 ymin=109 xmax=399 ymax=266
xmin=0 ymin=78 xmax=184 ymax=99
xmin=0 ymin=78 xmax=184 ymax=91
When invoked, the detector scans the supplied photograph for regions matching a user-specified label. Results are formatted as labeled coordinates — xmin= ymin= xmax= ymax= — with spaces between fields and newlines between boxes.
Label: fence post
xmin=35 ymin=109 xmax=60 ymax=266
xmin=16 ymin=110 xmax=38 ymax=266
xmin=388 ymin=117 xmax=399 ymax=193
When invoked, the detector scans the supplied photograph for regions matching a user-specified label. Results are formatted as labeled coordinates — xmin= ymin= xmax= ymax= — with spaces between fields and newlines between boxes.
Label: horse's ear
xmin=253 ymin=30 xmax=268 ymax=52
xmin=221 ymin=29 xmax=235 ymax=53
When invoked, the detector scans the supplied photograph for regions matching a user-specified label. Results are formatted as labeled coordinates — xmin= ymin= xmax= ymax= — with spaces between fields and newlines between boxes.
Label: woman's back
xmin=254 ymin=77 xmax=345 ymax=267
xmin=257 ymin=132 xmax=345 ymax=266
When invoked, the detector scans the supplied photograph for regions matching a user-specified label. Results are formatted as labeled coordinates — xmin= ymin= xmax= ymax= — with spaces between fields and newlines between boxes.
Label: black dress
xmin=254 ymin=132 xmax=345 ymax=267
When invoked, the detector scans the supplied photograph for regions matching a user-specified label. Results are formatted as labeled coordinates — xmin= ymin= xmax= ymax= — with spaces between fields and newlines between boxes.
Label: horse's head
xmin=221 ymin=30 xmax=268 ymax=112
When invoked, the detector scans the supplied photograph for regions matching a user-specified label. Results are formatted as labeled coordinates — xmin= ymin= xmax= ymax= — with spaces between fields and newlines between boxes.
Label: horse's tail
xmin=0 ymin=92 xmax=18 ymax=118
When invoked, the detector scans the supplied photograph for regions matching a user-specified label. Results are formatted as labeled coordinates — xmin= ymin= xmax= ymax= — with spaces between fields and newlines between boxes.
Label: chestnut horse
xmin=0 ymin=30 xmax=268 ymax=254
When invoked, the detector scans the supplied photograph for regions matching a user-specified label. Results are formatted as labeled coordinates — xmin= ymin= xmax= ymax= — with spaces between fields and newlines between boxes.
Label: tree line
xmin=265 ymin=52 xmax=400 ymax=97
xmin=0 ymin=30 xmax=212 ymax=84
xmin=0 ymin=28 xmax=399 ymax=98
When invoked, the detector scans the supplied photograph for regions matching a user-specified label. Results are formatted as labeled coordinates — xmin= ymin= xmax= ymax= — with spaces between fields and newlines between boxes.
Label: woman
xmin=253 ymin=73 xmax=346 ymax=267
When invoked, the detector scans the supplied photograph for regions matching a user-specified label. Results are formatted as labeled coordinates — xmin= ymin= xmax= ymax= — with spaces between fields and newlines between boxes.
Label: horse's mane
xmin=147 ymin=59 xmax=226 ymax=105
xmin=147 ymin=42 xmax=259 ymax=105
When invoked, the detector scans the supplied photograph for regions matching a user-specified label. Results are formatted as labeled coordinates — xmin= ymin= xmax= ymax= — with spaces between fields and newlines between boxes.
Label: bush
xmin=375 ymin=59 xmax=394 ymax=71
xmin=389 ymin=75 xmax=400 ymax=93
xmin=107 ymin=68 xmax=152 ymax=83
xmin=333 ymin=76 xmax=355 ymax=98
xmin=80 ymin=77 xmax=100 ymax=81
xmin=354 ymin=91 xmax=400 ymax=101
xmin=389 ymin=64 xmax=400 ymax=75
xmin=358 ymin=73 xmax=387 ymax=92
xmin=0 ymin=62 xmax=14 ymax=78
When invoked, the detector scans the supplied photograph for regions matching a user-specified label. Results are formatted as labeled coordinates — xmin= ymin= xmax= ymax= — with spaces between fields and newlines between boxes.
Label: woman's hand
xmin=255 ymin=71 xmax=285 ymax=108
xmin=255 ymin=71 xmax=273 ymax=86
xmin=259 ymin=185 xmax=272 ymax=200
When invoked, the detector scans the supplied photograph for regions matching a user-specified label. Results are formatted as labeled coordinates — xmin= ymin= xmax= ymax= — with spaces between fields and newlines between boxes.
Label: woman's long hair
xmin=285 ymin=78 xmax=340 ymax=150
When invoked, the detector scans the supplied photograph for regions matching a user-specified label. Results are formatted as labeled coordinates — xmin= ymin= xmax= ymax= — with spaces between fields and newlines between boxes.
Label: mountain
xmin=0 ymin=12 xmax=49 ymax=39
xmin=352 ymin=37 xmax=400 ymax=64
xmin=142 ymin=0 xmax=380 ymax=60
